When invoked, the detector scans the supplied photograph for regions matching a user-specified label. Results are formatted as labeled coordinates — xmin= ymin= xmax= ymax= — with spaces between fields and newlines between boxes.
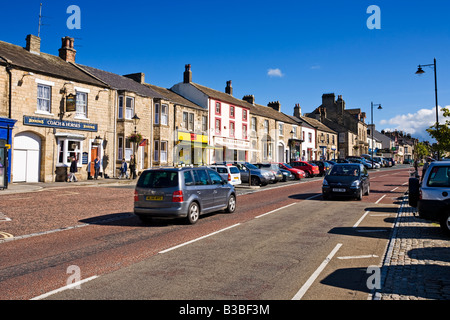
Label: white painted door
xmin=13 ymin=132 xmax=41 ymax=183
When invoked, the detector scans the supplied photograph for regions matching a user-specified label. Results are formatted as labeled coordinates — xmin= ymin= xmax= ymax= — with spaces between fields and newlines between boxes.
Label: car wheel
xmin=356 ymin=188 xmax=363 ymax=201
xmin=187 ymin=202 xmax=200 ymax=224
xmin=365 ymin=184 xmax=370 ymax=195
xmin=440 ymin=213 xmax=450 ymax=236
xmin=137 ymin=215 xmax=153 ymax=225
xmin=251 ymin=176 xmax=260 ymax=186
xmin=225 ymin=194 xmax=236 ymax=213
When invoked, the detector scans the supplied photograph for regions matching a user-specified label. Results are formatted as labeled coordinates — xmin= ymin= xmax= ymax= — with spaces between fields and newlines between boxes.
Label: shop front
xmin=175 ymin=131 xmax=208 ymax=166
xmin=18 ymin=115 xmax=101 ymax=182
xmin=213 ymin=137 xmax=249 ymax=163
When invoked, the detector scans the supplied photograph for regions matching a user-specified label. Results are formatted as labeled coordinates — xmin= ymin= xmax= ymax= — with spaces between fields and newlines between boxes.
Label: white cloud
xmin=267 ymin=68 xmax=284 ymax=77
xmin=310 ymin=65 xmax=321 ymax=70
xmin=379 ymin=106 xmax=448 ymax=141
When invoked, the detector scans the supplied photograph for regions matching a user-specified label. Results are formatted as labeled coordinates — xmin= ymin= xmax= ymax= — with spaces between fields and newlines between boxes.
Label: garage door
xmin=13 ymin=132 xmax=41 ymax=183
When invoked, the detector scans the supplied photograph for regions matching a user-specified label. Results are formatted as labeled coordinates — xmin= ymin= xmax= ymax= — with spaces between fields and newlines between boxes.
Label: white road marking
xmin=159 ymin=223 xmax=241 ymax=254
xmin=30 ymin=275 xmax=98 ymax=300
xmin=255 ymin=203 xmax=297 ymax=219
xmin=292 ymin=243 xmax=342 ymax=300
xmin=337 ymin=254 xmax=378 ymax=260
xmin=353 ymin=211 xmax=370 ymax=228
xmin=390 ymin=187 xmax=399 ymax=192
xmin=375 ymin=195 xmax=386 ymax=204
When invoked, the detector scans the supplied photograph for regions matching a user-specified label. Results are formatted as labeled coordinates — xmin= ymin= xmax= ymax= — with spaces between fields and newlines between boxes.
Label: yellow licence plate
xmin=146 ymin=196 xmax=163 ymax=201
xmin=234 ymin=177 xmax=239 ymax=179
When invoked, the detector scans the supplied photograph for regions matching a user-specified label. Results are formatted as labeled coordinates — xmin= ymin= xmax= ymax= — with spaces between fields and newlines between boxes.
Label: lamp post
xmin=132 ymin=113 xmax=140 ymax=178
xmin=416 ymin=58 xmax=439 ymax=160
xmin=371 ymin=102 xmax=382 ymax=169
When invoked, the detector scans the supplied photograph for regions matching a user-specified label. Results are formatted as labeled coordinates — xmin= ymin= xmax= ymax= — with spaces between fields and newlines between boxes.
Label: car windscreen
xmin=427 ymin=166 xmax=450 ymax=187
xmin=229 ymin=167 xmax=240 ymax=174
xmin=329 ymin=165 xmax=360 ymax=176
xmin=137 ymin=170 xmax=178 ymax=188
xmin=283 ymin=163 xmax=293 ymax=169
xmin=245 ymin=163 xmax=258 ymax=170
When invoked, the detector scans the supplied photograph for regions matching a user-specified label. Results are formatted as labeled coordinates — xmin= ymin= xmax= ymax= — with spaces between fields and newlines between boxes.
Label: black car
xmin=311 ymin=160 xmax=331 ymax=176
xmin=322 ymin=163 xmax=370 ymax=200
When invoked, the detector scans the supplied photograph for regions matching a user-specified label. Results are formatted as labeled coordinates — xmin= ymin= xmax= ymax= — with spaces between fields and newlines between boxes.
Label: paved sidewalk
xmin=0 ymin=177 xmax=137 ymax=195
xmin=375 ymin=194 xmax=450 ymax=300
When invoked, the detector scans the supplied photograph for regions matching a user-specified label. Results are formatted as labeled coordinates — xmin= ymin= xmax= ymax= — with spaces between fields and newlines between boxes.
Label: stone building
xmin=78 ymin=67 xmax=163 ymax=176
xmin=0 ymin=34 xmax=116 ymax=182
xmin=242 ymin=96 xmax=300 ymax=163
xmin=290 ymin=104 xmax=338 ymax=160
xmin=306 ymin=93 xmax=368 ymax=158
xmin=142 ymin=83 xmax=208 ymax=167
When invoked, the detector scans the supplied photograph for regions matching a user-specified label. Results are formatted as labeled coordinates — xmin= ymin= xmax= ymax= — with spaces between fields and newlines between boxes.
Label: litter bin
xmin=55 ymin=166 xmax=68 ymax=182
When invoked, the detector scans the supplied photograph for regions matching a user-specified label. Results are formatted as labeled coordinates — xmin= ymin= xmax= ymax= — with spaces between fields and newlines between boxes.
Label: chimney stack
xmin=225 ymin=80 xmax=233 ymax=95
xmin=25 ymin=34 xmax=41 ymax=54
xmin=58 ymin=36 xmax=76 ymax=63
xmin=183 ymin=64 xmax=192 ymax=83
xmin=124 ymin=72 xmax=145 ymax=84
xmin=293 ymin=103 xmax=301 ymax=118
xmin=242 ymin=95 xmax=255 ymax=105
xmin=268 ymin=101 xmax=281 ymax=112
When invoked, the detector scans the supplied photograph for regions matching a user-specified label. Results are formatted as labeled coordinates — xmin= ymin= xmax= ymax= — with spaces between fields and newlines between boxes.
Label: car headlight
xmin=262 ymin=171 xmax=270 ymax=177
xmin=351 ymin=180 xmax=360 ymax=188
xmin=322 ymin=179 xmax=329 ymax=186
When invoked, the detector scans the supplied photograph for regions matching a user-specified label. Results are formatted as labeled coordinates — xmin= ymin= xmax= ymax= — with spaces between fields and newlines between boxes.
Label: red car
xmin=276 ymin=163 xmax=306 ymax=180
xmin=290 ymin=161 xmax=320 ymax=177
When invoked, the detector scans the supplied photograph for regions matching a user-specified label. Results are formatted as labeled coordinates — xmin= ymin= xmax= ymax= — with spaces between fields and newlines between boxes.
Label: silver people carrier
xmin=134 ymin=167 xmax=236 ymax=224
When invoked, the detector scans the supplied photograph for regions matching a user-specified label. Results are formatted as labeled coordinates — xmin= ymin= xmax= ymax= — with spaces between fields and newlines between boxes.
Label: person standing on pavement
xmin=129 ymin=155 xmax=136 ymax=179
xmin=94 ymin=156 xmax=101 ymax=180
xmin=69 ymin=156 xmax=78 ymax=182
xmin=119 ymin=158 xmax=128 ymax=179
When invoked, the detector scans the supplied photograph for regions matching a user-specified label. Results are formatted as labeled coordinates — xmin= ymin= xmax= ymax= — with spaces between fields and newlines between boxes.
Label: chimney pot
xmin=183 ymin=64 xmax=192 ymax=83
xmin=268 ymin=101 xmax=281 ymax=112
xmin=59 ymin=36 xmax=76 ymax=63
xmin=243 ymin=95 xmax=255 ymax=105
xmin=225 ymin=80 xmax=233 ymax=96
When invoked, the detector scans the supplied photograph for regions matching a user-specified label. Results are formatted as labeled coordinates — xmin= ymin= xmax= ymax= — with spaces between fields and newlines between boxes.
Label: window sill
xmin=35 ymin=110 xmax=54 ymax=116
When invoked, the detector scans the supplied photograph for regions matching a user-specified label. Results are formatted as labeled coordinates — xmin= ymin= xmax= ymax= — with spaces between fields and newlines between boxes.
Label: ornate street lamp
xmin=416 ymin=58 xmax=439 ymax=160
xmin=371 ymin=102 xmax=382 ymax=169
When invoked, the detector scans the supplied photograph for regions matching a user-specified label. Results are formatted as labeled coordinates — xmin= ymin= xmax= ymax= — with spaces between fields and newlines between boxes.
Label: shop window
xmin=57 ymin=139 xmax=83 ymax=166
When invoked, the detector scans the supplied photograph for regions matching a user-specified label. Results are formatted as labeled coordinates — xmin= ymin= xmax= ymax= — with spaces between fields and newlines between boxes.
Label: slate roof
xmin=78 ymin=65 xmax=164 ymax=98
xmin=189 ymin=82 xmax=297 ymax=124
xmin=144 ymin=83 xmax=205 ymax=111
xmin=300 ymin=116 xmax=337 ymax=134
xmin=0 ymin=40 xmax=106 ymax=87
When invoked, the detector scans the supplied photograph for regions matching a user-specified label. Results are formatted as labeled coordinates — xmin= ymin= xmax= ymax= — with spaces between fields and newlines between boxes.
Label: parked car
xmin=279 ymin=168 xmax=295 ymax=181
xmin=218 ymin=162 xmax=269 ymax=186
xmin=134 ymin=167 xmax=236 ymax=224
xmin=322 ymin=163 xmax=370 ymax=200
xmin=332 ymin=158 xmax=350 ymax=164
xmin=347 ymin=158 xmax=372 ymax=170
xmin=409 ymin=160 xmax=450 ymax=236
xmin=254 ymin=163 xmax=283 ymax=183
xmin=209 ymin=164 xmax=241 ymax=186
xmin=311 ymin=160 xmax=332 ymax=176
xmin=276 ymin=162 xmax=306 ymax=180
xmin=290 ymin=161 xmax=320 ymax=177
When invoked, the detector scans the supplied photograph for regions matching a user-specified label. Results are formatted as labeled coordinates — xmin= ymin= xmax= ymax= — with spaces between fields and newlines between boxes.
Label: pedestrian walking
xmin=129 ymin=155 xmax=136 ymax=179
xmin=94 ymin=156 xmax=101 ymax=180
xmin=68 ymin=156 xmax=78 ymax=182
xmin=119 ymin=158 xmax=128 ymax=179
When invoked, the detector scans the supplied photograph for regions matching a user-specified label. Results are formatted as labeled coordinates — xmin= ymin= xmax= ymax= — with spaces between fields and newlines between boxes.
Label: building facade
xmin=0 ymin=35 xmax=118 ymax=182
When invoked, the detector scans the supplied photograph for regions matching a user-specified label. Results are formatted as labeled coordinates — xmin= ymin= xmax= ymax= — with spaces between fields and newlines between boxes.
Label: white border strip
xmin=159 ymin=223 xmax=241 ymax=254
xmin=353 ymin=211 xmax=370 ymax=228
xmin=292 ymin=243 xmax=342 ymax=300
xmin=255 ymin=203 xmax=297 ymax=219
xmin=31 ymin=276 xmax=98 ymax=300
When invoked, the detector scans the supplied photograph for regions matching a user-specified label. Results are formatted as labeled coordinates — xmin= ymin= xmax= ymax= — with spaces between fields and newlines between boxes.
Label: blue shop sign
xmin=23 ymin=116 xmax=98 ymax=132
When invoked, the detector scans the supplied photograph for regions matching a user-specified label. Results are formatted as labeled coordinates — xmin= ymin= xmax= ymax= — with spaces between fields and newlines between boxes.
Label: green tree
xmin=414 ymin=142 xmax=430 ymax=160
xmin=426 ymin=107 xmax=450 ymax=153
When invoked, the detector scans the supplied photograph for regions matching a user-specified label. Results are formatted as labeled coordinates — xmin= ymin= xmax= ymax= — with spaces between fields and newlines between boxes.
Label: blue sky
xmin=1 ymin=0 xmax=450 ymax=141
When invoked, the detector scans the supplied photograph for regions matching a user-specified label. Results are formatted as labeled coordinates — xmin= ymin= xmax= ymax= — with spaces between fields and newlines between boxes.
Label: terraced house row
xmin=1 ymin=34 xmax=388 ymax=184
